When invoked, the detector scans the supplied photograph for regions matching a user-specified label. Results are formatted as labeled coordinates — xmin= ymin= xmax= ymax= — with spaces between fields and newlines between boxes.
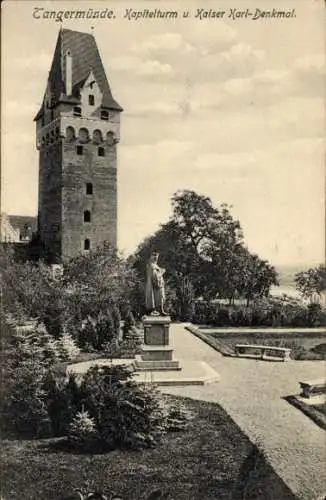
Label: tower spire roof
xmin=34 ymin=28 xmax=122 ymax=120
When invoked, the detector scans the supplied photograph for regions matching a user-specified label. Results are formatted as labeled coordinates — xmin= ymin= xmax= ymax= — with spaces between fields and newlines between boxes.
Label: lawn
xmin=0 ymin=397 xmax=295 ymax=500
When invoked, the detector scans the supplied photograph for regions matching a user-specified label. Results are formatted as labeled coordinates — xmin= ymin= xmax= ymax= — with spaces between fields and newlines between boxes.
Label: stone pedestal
xmin=133 ymin=315 xmax=181 ymax=371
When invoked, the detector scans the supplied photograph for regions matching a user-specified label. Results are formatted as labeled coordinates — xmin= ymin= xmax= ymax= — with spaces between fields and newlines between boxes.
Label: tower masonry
xmin=34 ymin=28 xmax=122 ymax=262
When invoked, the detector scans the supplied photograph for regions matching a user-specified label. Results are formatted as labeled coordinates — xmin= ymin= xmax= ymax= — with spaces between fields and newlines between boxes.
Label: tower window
xmin=84 ymin=238 xmax=91 ymax=251
xmin=76 ymin=145 xmax=83 ymax=155
xmin=86 ymin=183 xmax=93 ymax=195
xmin=98 ymin=147 xmax=105 ymax=157
xmin=73 ymin=106 xmax=81 ymax=117
xmin=84 ymin=210 xmax=91 ymax=223
xmin=100 ymin=110 xmax=109 ymax=121
xmin=88 ymin=95 xmax=95 ymax=106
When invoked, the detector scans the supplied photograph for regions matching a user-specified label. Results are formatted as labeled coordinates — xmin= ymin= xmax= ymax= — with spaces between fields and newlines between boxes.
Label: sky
xmin=1 ymin=0 xmax=325 ymax=266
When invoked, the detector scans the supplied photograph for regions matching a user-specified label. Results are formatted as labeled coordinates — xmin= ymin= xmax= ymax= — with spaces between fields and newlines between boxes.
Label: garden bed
xmin=0 ymin=397 xmax=295 ymax=500
xmin=188 ymin=325 xmax=326 ymax=360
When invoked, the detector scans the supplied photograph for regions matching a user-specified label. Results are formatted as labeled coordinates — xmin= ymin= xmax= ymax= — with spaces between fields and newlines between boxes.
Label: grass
xmin=189 ymin=326 xmax=326 ymax=360
xmin=0 ymin=397 xmax=295 ymax=500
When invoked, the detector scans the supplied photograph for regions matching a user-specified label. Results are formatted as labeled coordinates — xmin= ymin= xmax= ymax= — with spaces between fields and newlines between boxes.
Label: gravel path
xmin=165 ymin=323 xmax=326 ymax=500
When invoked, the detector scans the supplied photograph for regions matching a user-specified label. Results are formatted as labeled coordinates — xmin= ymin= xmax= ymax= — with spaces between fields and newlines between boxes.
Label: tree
xmin=132 ymin=190 xmax=278 ymax=311
xmin=295 ymin=265 xmax=326 ymax=301
xmin=63 ymin=245 xmax=137 ymax=332
xmin=0 ymin=246 xmax=64 ymax=334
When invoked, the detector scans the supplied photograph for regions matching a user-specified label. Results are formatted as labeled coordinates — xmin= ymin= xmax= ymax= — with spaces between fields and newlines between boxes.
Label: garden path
xmin=165 ymin=323 xmax=325 ymax=500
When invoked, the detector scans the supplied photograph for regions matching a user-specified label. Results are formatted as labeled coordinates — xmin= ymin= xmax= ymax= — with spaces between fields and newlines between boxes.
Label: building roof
xmin=34 ymin=28 xmax=122 ymax=120
xmin=8 ymin=216 xmax=37 ymax=234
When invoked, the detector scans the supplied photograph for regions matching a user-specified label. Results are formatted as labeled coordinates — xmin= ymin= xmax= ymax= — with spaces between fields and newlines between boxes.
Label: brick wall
xmin=61 ymin=137 xmax=117 ymax=260
xmin=38 ymin=142 xmax=62 ymax=259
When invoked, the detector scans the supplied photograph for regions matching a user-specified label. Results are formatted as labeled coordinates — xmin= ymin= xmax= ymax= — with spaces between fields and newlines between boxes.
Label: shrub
xmin=192 ymin=297 xmax=326 ymax=327
xmin=123 ymin=310 xmax=136 ymax=338
xmin=45 ymin=372 xmax=81 ymax=436
xmin=68 ymin=409 xmax=98 ymax=451
xmin=111 ymin=304 xmax=121 ymax=338
xmin=162 ymin=397 xmax=195 ymax=432
xmin=2 ymin=358 xmax=51 ymax=438
xmin=77 ymin=310 xmax=116 ymax=351
xmin=55 ymin=333 xmax=80 ymax=361
xmin=80 ymin=365 xmax=166 ymax=450
xmin=104 ymin=336 xmax=141 ymax=359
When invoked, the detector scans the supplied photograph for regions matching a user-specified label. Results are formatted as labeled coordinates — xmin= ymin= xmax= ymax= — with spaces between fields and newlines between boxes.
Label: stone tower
xmin=34 ymin=28 xmax=122 ymax=262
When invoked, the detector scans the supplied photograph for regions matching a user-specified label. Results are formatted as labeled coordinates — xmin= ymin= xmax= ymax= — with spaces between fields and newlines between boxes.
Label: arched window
xmin=88 ymin=95 xmax=95 ymax=106
xmin=92 ymin=129 xmax=102 ymax=144
xmin=84 ymin=238 xmax=91 ymax=251
xmin=78 ymin=127 xmax=89 ymax=143
xmin=86 ymin=183 xmax=93 ymax=195
xmin=73 ymin=106 xmax=81 ymax=117
xmin=84 ymin=210 xmax=91 ymax=223
xmin=66 ymin=126 xmax=75 ymax=141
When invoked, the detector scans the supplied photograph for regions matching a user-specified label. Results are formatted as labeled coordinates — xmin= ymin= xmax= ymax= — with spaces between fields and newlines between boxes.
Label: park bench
xmin=234 ymin=344 xmax=291 ymax=361
xmin=299 ymin=378 xmax=326 ymax=398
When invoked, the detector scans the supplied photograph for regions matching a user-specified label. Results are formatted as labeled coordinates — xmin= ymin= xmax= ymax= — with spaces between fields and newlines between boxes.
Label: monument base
xmin=143 ymin=314 xmax=171 ymax=345
xmin=134 ymin=315 xmax=181 ymax=371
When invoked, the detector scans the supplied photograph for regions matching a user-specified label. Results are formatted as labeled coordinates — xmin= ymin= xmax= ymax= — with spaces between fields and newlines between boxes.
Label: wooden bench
xmin=299 ymin=378 xmax=326 ymax=398
xmin=235 ymin=344 xmax=291 ymax=361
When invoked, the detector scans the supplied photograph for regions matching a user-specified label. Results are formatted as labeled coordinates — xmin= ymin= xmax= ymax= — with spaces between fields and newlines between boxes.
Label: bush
xmin=68 ymin=409 xmax=99 ymax=451
xmin=2 ymin=358 xmax=51 ymax=438
xmin=55 ymin=333 xmax=80 ymax=361
xmin=162 ymin=397 xmax=195 ymax=432
xmin=123 ymin=310 xmax=136 ymax=338
xmin=1 ymin=319 xmax=62 ymax=438
xmin=191 ymin=297 xmax=326 ymax=327
xmin=45 ymin=372 xmax=81 ymax=436
xmin=104 ymin=336 xmax=141 ymax=359
xmin=79 ymin=365 xmax=166 ymax=450
xmin=111 ymin=304 xmax=121 ymax=338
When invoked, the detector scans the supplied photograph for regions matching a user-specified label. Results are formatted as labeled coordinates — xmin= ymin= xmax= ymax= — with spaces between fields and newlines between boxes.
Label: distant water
xmin=270 ymin=285 xmax=301 ymax=298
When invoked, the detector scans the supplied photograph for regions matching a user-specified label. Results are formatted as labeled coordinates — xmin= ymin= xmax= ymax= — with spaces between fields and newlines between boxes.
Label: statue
xmin=145 ymin=252 xmax=167 ymax=315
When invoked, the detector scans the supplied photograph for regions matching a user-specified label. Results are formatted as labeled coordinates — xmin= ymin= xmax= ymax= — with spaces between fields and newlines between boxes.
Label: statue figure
xmin=145 ymin=252 xmax=167 ymax=315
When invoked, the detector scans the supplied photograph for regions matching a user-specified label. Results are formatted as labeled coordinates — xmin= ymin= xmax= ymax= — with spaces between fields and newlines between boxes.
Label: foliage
xmin=77 ymin=310 xmax=116 ymax=351
xmin=132 ymin=190 xmax=278 ymax=319
xmin=122 ymin=309 xmax=136 ymax=338
xmin=112 ymin=304 xmax=122 ymax=337
xmin=0 ymin=246 xmax=64 ymax=336
xmin=79 ymin=365 xmax=166 ymax=450
xmin=295 ymin=265 xmax=326 ymax=300
xmin=45 ymin=372 xmax=81 ymax=437
xmin=104 ymin=336 xmax=142 ymax=359
xmin=62 ymin=245 xmax=138 ymax=329
xmin=55 ymin=333 xmax=80 ymax=361
xmin=192 ymin=295 xmax=326 ymax=327
xmin=0 ymin=316 xmax=77 ymax=438
xmin=1 ymin=355 xmax=51 ymax=438
xmin=161 ymin=396 xmax=195 ymax=431
xmin=68 ymin=409 xmax=98 ymax=451
xmin=0 ymin=245 xmax=139 ymax=341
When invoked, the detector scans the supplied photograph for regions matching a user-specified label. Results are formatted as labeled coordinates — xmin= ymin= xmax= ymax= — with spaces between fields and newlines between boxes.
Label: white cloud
xmin=293 ymin=53 xmax=325 ymax=74
xmin=132 ymin=33 xmax=195 ymax=56
xmin=111 ymin=55 xmax=173 ymax=76
xmin=7 ymin=52 xmax=52 ymax=72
